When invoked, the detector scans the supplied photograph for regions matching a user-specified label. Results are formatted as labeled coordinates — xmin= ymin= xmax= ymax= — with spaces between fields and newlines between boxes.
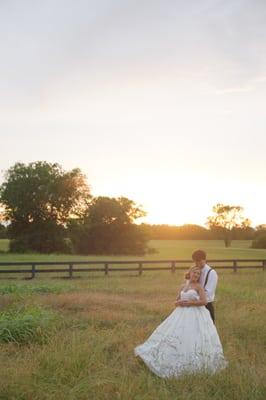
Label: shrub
xmin=251 ymin=233 xmax=266 ymax=249
xmin=9 ymin=224 xmax=73 ymax=254
xmin=70 ymin=222 xmax=149 ymax=255
xmin=0 ymin=306 xmax=58 ymax=344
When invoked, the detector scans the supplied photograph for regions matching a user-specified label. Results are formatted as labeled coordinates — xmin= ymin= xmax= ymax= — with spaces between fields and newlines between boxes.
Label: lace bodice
xmin=180 ymin=289 xmax=200 ymax=301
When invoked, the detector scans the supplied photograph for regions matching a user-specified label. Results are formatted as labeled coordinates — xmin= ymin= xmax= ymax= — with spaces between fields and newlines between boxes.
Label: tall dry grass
xmin=0 ymin=269 xmax=265 ymax=399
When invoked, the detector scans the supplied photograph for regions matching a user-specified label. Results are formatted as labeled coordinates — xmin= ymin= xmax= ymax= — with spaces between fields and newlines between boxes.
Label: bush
xmin=251 ymin=233 xmax=266 ymax=249
xmin=70 ymin=222 xmax=150 ymax=255
xmin=9 ymin=223 xmax=73 ymax=254
xmin=0 ymin=306 xmax=59 ymax=344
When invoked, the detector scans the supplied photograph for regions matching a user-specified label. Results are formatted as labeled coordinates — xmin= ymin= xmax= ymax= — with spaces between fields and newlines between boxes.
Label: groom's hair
xmin=192 ymin=249 xmax=206 ymax=261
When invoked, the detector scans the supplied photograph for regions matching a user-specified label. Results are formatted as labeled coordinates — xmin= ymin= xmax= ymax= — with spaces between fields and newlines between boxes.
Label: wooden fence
xmin=0 ymin=259 xmax=265 ymax=279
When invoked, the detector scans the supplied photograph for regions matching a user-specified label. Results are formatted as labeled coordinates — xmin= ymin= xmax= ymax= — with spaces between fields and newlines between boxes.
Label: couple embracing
xmin=134 ymin=249 xmax=227 ymax=378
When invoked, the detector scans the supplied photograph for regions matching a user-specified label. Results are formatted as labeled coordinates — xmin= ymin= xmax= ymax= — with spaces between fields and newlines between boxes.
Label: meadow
xmin=0 ymin=240 xmax=265 ymax=399
xmin=1 ymin=239 xmax=266 ymax=261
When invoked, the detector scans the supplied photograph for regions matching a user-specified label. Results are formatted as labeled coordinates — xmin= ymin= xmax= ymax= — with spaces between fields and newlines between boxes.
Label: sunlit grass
xmin=0 ymin=239 xmax=9 ymax=252
xmin=1 ymin=239 xmax=266 ymax=263
xmin=0 ymin=240 xmax=265 ymax=399
xmin=0 ymin=269 xmax=265 ymax=399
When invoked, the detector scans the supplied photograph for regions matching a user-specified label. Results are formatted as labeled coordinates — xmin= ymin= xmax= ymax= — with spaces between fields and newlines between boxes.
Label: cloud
xmin=1 ymin=0 xmax=266 ymax=106
xmin=215 ymin=86 xmax=254 ymax=94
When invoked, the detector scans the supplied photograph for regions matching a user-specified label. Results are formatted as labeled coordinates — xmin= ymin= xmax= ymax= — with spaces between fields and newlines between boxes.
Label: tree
xmin=87 ymin=196 xmax=145 ymax=225
xmin=255 ymin=224 xmax=266 ymax=237
xmin=206 ymin=204 xmax=251 ymax=247
xmin=0 ymin=161 xmax=91 ymax=253
xmin=251 ymin=225 xmax=266 ymax=248
xmin=0 ymin=204 xmax=8 ymax=239
xmin=0 ymin=223 xmax=7 ymax=239
xmin=251 ymin=233 xmax=266 ymax=249
xmin=143 ymin=224 xmax=211 ymax=240
xmin=69 ymin=196 xmax=149 ymax=255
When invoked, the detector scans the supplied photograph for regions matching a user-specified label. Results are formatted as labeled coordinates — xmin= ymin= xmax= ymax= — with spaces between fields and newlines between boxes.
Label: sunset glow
xmin=1 ymin=1 xmax=266 ymax=227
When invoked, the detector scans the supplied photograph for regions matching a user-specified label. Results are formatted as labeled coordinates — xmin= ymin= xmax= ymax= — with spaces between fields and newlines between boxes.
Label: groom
xmin=191 ymin=249 xmax=218 ymax=323
xmin=179 ymin=249 xmax=218 ymax=323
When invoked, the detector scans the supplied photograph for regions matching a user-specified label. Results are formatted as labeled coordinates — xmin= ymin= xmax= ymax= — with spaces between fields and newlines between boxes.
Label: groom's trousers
xmin=206 ymin=302 xmax=215 ymax=324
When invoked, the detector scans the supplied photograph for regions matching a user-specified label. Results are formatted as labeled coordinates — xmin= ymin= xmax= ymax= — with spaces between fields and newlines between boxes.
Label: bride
xmin=134 ymin=266 xmax=227 ymax=378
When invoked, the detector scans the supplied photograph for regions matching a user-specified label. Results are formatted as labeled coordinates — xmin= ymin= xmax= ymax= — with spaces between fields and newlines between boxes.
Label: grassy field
xmin=1 ymin=239 xmax=266 ymax=279
xmin=0 ymin=240 xmax=265 ymax=399
xmin=1 ymin=239 xmax=266 ymax=261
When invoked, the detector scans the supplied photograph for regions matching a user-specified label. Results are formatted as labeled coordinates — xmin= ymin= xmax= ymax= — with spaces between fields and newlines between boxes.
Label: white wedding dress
xmin=134 ymin=289 xmax=227 ymax=378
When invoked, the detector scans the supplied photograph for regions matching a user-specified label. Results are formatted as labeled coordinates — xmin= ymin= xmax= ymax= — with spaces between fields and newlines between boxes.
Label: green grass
xmin=0 ymin=239 xmax=9 ymax=252
xmin=0 ymin=240 xmax=265 ymax=399
xmin=0 ymin=282 xmax=74 ymax=296
xmin=0 ymin=305 xmax=59 ymax=344
xmin=0 ymin=239 xmax=265 ymax=280
xmin=1 ymin=239 xmax=266 ymax=262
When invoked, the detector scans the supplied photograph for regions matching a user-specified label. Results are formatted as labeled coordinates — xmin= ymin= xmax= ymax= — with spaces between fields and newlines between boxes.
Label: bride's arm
xmin=174 ymin=283 xmax=186 ymax=306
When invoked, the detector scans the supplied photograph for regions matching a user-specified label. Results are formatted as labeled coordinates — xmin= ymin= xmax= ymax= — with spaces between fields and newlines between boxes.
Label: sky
xmin=1 ymin=0 xmax=266 ymax=227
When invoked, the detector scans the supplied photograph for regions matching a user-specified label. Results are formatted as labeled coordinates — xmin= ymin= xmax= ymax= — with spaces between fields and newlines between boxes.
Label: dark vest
xmin=204 ymin=267 xmax=215 ymax=323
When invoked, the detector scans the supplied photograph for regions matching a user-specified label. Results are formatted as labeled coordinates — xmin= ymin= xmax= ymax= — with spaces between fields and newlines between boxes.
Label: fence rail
xmin=0 ymin=259 xmax=265 ymax=279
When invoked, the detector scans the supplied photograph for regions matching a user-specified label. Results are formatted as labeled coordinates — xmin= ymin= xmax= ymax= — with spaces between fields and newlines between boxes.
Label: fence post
xmin=31 ymin=264 xmax=36 ymax=279
xmin=69 ymin=263 xmax=73 ymax=279
xmin=171 ymin=261 xmax=176 ymax=273
xmin=138 ymin=263 xmax=143 ymax=276
xmin=105 ymin=263 xmax=109 ymax=276
xmin=233 ymin=260 xmax=237 ymax=273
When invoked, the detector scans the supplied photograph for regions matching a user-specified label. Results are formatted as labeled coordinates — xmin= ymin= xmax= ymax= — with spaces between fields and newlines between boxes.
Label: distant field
xmin=1 ymin=239 xmax=266 ymax=262
xmin=0 ymin=239 xmax=9 ymax=253
xmin=1 ymin=239 xmax=266 ymax=281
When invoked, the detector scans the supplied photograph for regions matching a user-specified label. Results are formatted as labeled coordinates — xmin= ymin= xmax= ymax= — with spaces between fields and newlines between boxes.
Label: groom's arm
xmin=204 ymin=270 xmax=218 ymax=302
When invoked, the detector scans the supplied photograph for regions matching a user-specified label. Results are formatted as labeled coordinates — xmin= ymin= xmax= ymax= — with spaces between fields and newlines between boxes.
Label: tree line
xmin=141 ymin=223 xmax=256 ymax=241
xmin=0 ymin=161 xmax=265 ymax=254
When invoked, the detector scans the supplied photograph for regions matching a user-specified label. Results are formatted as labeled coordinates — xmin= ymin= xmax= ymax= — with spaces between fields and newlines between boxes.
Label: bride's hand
xmin=178 ymin=300 xmax=190 ymax=307
xmin=175 ymin=300 xmax=188 ymax=307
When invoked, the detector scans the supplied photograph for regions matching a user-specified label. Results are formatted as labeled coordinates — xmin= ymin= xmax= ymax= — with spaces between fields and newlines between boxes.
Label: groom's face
xmin=194 ymin=259 xmax=206 ymax=269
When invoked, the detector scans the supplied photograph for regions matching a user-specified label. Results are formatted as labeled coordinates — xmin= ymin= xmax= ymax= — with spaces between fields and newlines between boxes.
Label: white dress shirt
xmin=199 ymin=264 xmax=218 ymax=303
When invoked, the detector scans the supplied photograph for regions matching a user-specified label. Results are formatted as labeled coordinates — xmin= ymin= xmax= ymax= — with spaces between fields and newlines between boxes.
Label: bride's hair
xmin=185 ymin=266 xmax=201 ymax=280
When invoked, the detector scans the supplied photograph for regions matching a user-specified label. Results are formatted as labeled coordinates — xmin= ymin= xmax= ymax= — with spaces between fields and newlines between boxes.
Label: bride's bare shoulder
xmin=179 ymin=282 xmax=187 ymax=290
